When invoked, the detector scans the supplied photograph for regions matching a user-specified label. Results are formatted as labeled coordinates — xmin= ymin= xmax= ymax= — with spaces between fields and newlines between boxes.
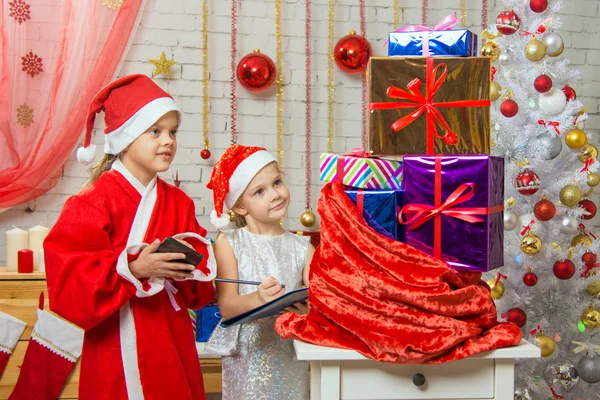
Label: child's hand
xmin=258 ymin=277 xmax=285 ymax=304
xmin=129 ymin=239 xmax=195 ymax=280
xmin=279 ymin=301 xmax=309 ymax=315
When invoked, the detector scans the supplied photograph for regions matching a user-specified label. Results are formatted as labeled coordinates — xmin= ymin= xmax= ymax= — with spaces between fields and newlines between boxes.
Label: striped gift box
xmin=319 ymin=153 xmax=402 ymax=190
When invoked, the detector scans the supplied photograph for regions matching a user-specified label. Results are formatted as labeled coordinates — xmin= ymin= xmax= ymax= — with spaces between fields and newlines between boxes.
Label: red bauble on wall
xmin=553 ymin=259 xmax=575 ymax=280
xmin=500 ymin=99 xmax=519 ymax=118
xmin=562 ymin=85 xmax=577 ymax=102
xmin=504 ymin=307 xmax=527 ymax=328
xmin=579 ymin=199 xmax=597 ymax=220
xmin=496 ymin=10 xmax=521 ymax=35
xmin=529 ymin=0 xmax=548 ymax=13
xmin=200 ymin=148 xmax=211 ymax=160
xmin=523 ymin=271 xmax=538 ymax=286
xmin=236 ymin=49 xmax=276 ymax=92
xmin=334 ymin=31 xmax=372 ymax=73
xmin=534 ymin=74 xmax=553 ymax=93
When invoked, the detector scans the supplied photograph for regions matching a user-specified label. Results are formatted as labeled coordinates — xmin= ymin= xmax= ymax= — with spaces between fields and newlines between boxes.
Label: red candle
xmin=18 ymin=249 xmax=34 ymax=273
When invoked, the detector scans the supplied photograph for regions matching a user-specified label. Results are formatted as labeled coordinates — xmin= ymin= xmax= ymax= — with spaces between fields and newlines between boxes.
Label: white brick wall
xmin=1 ymin=0 xmax=599 ymax=263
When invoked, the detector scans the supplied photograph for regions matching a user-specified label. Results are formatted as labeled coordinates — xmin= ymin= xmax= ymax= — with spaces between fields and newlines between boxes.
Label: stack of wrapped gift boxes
xmin=320 ymin=19 xmax=505 ymax=273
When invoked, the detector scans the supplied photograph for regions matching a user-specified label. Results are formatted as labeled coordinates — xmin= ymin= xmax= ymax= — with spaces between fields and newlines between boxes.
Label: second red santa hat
xmin=207 ymin=144 xmax=277 ymax=229
xmin=77 ymin=74 xmax=181 ymax=164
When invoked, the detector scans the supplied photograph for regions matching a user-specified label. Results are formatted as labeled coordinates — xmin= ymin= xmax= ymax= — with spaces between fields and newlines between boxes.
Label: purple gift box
xmin=401 ymin=155 xmax=504 ymax=272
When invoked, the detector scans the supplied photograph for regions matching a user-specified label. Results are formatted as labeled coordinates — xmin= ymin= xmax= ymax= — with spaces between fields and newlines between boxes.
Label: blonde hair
xmin=229 ymin=162 xmax=285 ymax=228
xmin=84 ymin=154 xmax=119 ymax=187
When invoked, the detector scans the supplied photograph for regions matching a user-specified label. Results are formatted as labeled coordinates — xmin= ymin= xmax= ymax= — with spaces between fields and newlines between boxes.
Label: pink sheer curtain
xmin=0 ymin=0 xmax=145 ymax=209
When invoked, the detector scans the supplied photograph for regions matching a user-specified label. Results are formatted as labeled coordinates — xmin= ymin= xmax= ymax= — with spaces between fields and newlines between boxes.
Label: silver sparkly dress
xmin=205 ymin=229 xmax=310 ymax=400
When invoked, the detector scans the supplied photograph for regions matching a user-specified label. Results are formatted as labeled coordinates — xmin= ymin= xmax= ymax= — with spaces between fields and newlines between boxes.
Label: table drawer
xmin=339 ymin=358 xmax=494 ymax=399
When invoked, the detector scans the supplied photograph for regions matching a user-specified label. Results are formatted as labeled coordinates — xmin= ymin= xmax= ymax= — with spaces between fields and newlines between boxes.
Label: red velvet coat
xmin=45 ymin=162 xmax=216 ymax=400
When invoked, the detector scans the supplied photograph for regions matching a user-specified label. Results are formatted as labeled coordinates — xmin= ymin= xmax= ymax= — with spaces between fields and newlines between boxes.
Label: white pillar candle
xmin=6 ymin=227 xmax=28 ymax=272
xmin=38 ymin=249 xmax=45 ymax=273
xmin=28 ymin=224 xmax=50 ymax=271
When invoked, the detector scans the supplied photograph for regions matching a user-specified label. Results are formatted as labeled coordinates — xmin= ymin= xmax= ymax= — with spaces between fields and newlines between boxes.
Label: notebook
xmin=220 ymin=288 xmax=309 ymax=328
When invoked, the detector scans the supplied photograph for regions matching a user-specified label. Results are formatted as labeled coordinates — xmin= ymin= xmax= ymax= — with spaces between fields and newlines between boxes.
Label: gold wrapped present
xmin=368 ymin=57 xmax=491 ymax=156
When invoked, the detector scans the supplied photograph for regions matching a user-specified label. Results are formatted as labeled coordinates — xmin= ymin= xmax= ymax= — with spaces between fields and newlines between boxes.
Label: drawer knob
xmin=412 ymin=373 xmax=426 ymax=387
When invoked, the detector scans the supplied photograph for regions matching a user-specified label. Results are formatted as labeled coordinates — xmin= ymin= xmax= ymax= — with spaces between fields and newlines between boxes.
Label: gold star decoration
xmin=103 ymin=0 xmax=124 ymax=11
xmin=149 ymin=51 xmax=177 ymax=78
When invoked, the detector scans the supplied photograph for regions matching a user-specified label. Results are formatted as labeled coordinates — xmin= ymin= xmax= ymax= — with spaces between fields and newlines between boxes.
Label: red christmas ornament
xmin=333 ymin=31 xmax=372 ymax=73
xmin=496 ymin=10 xmax=520 ymax=35
xmin=530 ymin=0 xmax=548 ymax=13
xmin=534 ymin=196 xmax=556 ymax=221
xmin=504 ymin=307 xmax=527 ymax=328
xmin=562 ymin=85 xmax=576 ymax=102
xmin=236 ymin=49 xmax=276 ymax=92
xmin=579 ymin=199 xmax=597 ymax=220
xmin=500 ymin=99 xmax=519 ymax=118
xmin=516 ymin=169 xmax=540 ymax=195
xmin=200 ymin=148 xmax=212 ymax=160
xmin=582 ymin=251 xmax=597 ymax=267
xmin=534 ymin=74 xmax=553 ymax=93
xmin=553 ymin=259 xmax=575 ymax=280
xmin=523 ymin=271 xmax=538 ymax=286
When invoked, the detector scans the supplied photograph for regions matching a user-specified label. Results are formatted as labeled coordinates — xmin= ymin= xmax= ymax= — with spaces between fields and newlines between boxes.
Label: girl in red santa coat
xmin=43 ymin=74 xmax=217 ymax=400
xmin=205 ymin=145 xmax=312 ymax=400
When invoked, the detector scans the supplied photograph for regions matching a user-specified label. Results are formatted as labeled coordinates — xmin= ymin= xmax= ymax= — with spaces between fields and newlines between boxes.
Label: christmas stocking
xmin=0 ymin=312 xmax=27 ymax=378
xmin=9 ymin=294 xmax=84 ymax=400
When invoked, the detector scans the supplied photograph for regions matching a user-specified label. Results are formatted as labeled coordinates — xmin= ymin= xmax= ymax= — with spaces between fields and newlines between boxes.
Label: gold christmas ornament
xmin=579 ymin=144 xmax=598 ymax=163
xmin=485 ymin=277 xmax=505 ymax=300
xmin=300 ymin=210 xmax=317 ymax=227
xmin=572 ymin=233 xmax=593 ymax=247
xmin=587 ymin=172 xmax=600 ymax=187
xmin=149 ymin=51 xmax=177 ymax=78
xmin=520 ymin=232 xmax=543 ymax=255
xmin=490 ymin=81 xmax=502 ymax=101
xmin=581 ymin=305 xmax=600 ymax=328
xmin=565 ymin=128 xmax=588 ymax=149
xmin=536 ymin=334 xmax=556 ymax=357
xmin=585 ymin=280 xmax=600 ymax=296
xmin=524 ymin=38 xmax=546 ymax=61
xmin=560 ymin=184 xmax=582 ymax=207
xmin=480 ymin=41 xmax=501 ymax=61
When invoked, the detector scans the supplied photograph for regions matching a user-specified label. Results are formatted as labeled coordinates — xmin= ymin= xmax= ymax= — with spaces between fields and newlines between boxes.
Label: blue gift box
xmin=195 ymin=305 xmax=221 ymax=342
xmin=345 ymin=190 xmax=405 ymax=241
xmin=388 ymin=29 xmax=477 ymax=57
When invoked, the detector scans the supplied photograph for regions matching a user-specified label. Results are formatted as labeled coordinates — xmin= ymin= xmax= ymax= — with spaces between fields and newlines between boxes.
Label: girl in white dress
xmin=205 ymin=145 xmax=313 ymax=400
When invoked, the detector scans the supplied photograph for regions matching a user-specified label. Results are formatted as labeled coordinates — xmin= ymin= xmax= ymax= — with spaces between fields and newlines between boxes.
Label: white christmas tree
xmin=484 ymin=0 xmax=600 ymax=398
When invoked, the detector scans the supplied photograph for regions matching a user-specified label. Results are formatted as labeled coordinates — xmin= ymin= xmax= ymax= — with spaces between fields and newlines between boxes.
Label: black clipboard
xmin=220 ymin=288 xmax=308 ymax=328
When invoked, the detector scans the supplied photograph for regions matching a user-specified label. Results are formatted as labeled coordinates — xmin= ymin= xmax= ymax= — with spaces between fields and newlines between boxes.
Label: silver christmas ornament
xmin=514 ymin=387 xmax=533 ymax=400
xmin=559 ymin=215 xmax=579 ymax=234
xmin=504 ymin=210 xmax=519 ymax=231
xmin=539 ymin=88 xmax=567 ymax=115
xmin=543 ymin=32 xmax=564 ymax=57
xmin=578 ymin=352 xmax=600 ymax=383
xmin=546 ymin=360 xmax=580 ymax=392
xmin=536 ymin=131 xmax=563 ymax=160
xmin=499 ymin=52 xmax=512 ymax=65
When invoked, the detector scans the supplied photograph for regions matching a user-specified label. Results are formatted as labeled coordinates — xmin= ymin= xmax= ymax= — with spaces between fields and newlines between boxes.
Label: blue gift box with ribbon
xmin=195 ymin=304 xmax=221 ymax=342
xmin=345 ymin=189 xmax=405 ymax=242
xmin=388 ymin=15 xmax=477 ymax=57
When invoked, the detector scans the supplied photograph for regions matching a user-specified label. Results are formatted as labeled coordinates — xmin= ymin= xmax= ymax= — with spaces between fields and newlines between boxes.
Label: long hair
xmin=84 ymin=154 xmax=118 ymax=187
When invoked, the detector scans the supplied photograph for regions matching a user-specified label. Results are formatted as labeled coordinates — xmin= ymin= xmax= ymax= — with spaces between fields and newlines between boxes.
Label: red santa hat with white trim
xmin=77 ymin=74 xmax=181 ymax=164
xmin=207 ymin=144 xmax=277 ymax=229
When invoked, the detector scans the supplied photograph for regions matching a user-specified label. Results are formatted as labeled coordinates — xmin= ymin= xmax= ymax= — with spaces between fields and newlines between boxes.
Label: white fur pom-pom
xmin=210 ymin=210 xmax=232 ymax=230
xmin=77 ymin=144 xmax=97 ymax=165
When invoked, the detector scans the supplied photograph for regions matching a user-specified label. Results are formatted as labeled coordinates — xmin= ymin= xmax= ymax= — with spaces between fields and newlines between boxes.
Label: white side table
xmin=294 ymin=339 xmax=540 ymax=400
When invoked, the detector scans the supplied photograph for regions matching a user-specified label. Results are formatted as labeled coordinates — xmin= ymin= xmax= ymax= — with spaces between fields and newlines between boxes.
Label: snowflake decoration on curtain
xmin=21 ymin=51 xmax=43 ymax=77
xmin=16 ymin=104 xmax=34 ymax=128
xmin=103 ymin=0 xmax=124 ymax=10
xmin=8 ymin=0 xmax=31 ymax=24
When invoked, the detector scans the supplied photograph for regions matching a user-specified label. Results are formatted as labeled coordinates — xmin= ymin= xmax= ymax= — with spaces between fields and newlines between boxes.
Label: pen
xmin=214 ymin=278 xmax=286 ymax=289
